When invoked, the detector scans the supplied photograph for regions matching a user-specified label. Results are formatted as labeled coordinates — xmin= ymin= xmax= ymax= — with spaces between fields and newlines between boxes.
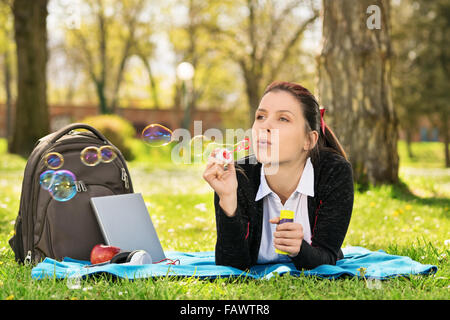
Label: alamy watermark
xmin=168 ymin=121 xmax=280 ymax=174
xmin=366 ymin=4 xmax=382 ymax=30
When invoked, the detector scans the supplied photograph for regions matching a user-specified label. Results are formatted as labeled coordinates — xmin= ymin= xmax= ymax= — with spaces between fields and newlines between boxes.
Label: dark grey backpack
xmin=9 ymin=123 xmax=134 ymax=264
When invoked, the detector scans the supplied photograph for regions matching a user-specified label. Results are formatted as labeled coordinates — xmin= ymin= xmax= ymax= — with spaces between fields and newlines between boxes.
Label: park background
xmin=0 ymin=0 xmax=448 ymax=300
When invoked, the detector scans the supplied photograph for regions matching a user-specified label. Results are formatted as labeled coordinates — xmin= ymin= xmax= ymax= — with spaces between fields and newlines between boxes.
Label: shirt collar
xmin=255 ymin=157 xmax=315 ymax=201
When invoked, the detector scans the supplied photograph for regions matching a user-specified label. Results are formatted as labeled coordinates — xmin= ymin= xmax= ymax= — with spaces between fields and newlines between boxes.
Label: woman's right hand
xmin=202 ymin=149 xmax=238 ymax=217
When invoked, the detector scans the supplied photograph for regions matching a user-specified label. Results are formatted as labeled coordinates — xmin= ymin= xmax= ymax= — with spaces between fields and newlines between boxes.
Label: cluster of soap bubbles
xmin=39 ymin=145 xmax=118 ymax=202
xmin=192 ymin=135 xmax=250 ymax=164
xmin=40 ymin=152 xmax=77 ymax=202
xmin=40 ymin=169 xmax=77 ymax=202
xmin=141 ymin=123 xmax=250 ymax=163
xmin=80 ymin=145 xmax=117 ymax=166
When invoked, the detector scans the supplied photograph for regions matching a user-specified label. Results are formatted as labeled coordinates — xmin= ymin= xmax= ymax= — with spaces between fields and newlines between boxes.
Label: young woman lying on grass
xmin=203 ymin=81 xmax=354 ymax=271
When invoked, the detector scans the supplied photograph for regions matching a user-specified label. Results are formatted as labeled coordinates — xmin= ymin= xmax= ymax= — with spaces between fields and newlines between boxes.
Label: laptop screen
xmin=90 ymin=193 xmax=166 ymax=262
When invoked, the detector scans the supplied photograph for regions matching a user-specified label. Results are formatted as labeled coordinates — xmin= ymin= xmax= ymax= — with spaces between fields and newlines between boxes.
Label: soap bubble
xmin=366 ymin=277 xmax=383 ymax=290
xmin=49 ymin=170 xmax=77 ymax=202
xmin=189 ymin=135 xmax=212 ymax=159
xmin=204 ymin=138 xmax=250 ymax=163
xmin=67 ymin=270 xmax=82 ymax=290
xmin=80 ymin=146 xmax=100 ymax=166
xmin=44 ymin=152 xmax=64 ymax=170
xmin=39 ymin=169 xmax=79 ymax=202
xmin=215 ymin=147 xmax=234 ymax=164
xmin=80 ymin=145 xmax=116 ymax=166
xmin=366 ymin=268 xmax=383 ymax=290
xmin=234 ymin=137 xmax=250 ymax=153
xmin=39 ymin=170 xmax=55 ymax=191
xmin=99 ymin=145 xmax=117 ymax=163
xmin=142 ymin=124 xmax=173 ymax=147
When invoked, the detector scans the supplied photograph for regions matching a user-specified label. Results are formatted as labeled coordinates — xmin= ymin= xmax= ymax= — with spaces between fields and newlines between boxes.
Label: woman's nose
xmin=252 ymin=116 xmax=272 ymax=133
xmin=258 ymin=127 xmax=271 ymax=138
xmin=261 ymin=123 xmax=272 ymax=133
xmin=259 ymin=119 xmax=273 ymax=132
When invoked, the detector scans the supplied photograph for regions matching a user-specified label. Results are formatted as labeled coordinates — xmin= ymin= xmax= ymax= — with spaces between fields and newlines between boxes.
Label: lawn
xmin=0 ymin=139 xmax=448 ymax=300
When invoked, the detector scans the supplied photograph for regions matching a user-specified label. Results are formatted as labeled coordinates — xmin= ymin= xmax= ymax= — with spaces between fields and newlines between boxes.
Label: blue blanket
xmin=31 ymin=246 xmax=437 ymax=281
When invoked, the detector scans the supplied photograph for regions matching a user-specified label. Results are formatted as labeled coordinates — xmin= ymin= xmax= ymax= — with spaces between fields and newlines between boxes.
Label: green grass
xmin=0 ymin=139 xmax=448 ymax=300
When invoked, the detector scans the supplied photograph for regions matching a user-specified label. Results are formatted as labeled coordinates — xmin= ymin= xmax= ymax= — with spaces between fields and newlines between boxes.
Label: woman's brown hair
xmin=262 ymin=81 xmax=348 ymax=166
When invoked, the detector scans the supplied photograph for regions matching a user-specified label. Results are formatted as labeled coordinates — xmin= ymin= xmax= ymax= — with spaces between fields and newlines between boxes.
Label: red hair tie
xmin=320 ymin=107 xmax=326 ymax=135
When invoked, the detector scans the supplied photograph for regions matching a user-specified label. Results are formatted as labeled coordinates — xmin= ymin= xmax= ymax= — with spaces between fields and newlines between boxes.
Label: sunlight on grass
xmin=398 ymin=141 xmax=447 ymax=168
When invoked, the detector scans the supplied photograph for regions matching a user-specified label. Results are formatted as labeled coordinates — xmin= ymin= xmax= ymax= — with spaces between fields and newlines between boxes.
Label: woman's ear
xmin=304 ymin=130 xmax=319 ymax=151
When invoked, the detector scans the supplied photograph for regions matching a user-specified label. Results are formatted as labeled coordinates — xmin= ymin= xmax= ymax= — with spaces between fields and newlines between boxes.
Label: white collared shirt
xmin=255 ymin=157 xmax=314 ymax=264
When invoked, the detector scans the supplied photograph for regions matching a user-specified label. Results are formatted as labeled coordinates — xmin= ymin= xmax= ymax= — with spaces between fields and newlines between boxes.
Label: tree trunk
xmin=95 ymin=81 xmax=109 ymax=114
xmin=180 ymin=81 xmax=194 ymax=131
xmin=9 ymin=0 xmax=49 ymax=156
xmin=242 ymin=63 xmax=262 ymax=123
xmin=179 ymin=0 xmax=199 ymax=131
xmin=139 ymin=54 xmax=160 ymax=109
xmin=405 ymin=127 xmax=414 ymax=159
xmin=318 ymin=0 xmax=399 ymax=186
xmin=3 ymin=49 xmax=12 ymax=142
xmin=246 ymin=80 xmax=261 ymax=123
xmin=442 ymin=109 xmax=449 ymax=167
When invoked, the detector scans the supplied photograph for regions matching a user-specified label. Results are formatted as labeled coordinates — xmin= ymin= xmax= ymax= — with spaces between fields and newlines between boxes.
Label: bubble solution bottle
xmin=274 ymin=209 xmax=295 ymax=255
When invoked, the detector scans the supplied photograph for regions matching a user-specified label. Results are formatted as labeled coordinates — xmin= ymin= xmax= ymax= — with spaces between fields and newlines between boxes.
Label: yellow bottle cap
xmin=279 ymin=210 xmax=294 ymax=220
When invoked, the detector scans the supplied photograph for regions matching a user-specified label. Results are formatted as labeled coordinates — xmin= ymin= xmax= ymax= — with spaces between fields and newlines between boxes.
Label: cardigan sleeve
xmin=289 ymin=159 xmax=354 ymax=270
xmin=214 ymin=190 xmax=252 ymax=270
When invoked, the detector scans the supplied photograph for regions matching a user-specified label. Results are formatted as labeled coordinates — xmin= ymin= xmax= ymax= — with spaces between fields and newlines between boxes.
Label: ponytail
xmin=311 ymin=122 xmax=348 ymax=166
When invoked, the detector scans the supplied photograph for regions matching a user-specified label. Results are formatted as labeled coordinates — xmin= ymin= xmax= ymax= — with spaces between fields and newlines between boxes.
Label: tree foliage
xmin=64 ymin=0 xmax=153 ymax=114
xmin=392 ymin=0 xmax=450 ymax=166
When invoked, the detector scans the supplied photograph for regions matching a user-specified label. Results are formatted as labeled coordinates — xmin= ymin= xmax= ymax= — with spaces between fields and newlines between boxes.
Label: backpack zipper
xmin=121 ymin=168 xmax=129 ymax=189
xmin=76 ymin=171 xmax=128 ymax=193
xmin=75 ymin=181 xmax=81 ymax=192
xmin=24 ymin=250 xmax=32 ymax=266
xmin=75 ymin=181 xmax=88 ymax=192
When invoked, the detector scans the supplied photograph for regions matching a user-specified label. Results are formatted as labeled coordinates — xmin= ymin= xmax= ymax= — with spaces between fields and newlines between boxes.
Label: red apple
xmin=90 ymin=244 xmax=121 ymax=264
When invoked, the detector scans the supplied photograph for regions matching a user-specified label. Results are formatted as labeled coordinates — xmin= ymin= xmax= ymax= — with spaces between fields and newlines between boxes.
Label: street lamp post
xmin=176 ymin=62 xmax=195 ymax=131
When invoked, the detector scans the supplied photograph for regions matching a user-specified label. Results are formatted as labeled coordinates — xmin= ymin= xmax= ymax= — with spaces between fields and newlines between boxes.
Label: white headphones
xmin=110 ymin=250 xmax=153 ymax=265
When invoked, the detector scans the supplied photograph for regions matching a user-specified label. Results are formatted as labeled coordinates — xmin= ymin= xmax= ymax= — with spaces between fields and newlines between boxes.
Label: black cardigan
xmin=214 ymin=150 xmax=354 ymax=271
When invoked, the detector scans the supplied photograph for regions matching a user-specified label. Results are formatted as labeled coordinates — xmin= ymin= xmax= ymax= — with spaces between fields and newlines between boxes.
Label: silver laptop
xmin=90 ymin=193 xmax=166 ymax=262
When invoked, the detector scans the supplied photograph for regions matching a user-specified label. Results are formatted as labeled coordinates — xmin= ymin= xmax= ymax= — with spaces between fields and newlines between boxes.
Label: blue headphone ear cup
xmin=110 ymin=251 xmax=131 ymax=264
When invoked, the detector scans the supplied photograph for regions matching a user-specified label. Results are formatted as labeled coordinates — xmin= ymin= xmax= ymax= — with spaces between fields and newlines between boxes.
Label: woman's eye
xmin=256 ymin=115 xmax=265 ymax=120
xmin=280 ymin=117 xmax=289 ymax=122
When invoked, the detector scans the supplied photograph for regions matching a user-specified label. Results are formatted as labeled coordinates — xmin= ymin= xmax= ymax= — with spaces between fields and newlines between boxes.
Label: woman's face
xmin=251 ymin=90 xmax=316 ymax=165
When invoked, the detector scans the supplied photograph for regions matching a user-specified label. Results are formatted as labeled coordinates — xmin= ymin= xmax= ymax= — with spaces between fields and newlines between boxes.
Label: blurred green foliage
xmin=81 ymin=114 xmax=136 ymax=160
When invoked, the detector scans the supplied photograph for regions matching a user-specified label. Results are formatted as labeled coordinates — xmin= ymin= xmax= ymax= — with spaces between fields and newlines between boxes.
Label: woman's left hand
xmin=270 ymin=217 xmax=304 ymax=257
